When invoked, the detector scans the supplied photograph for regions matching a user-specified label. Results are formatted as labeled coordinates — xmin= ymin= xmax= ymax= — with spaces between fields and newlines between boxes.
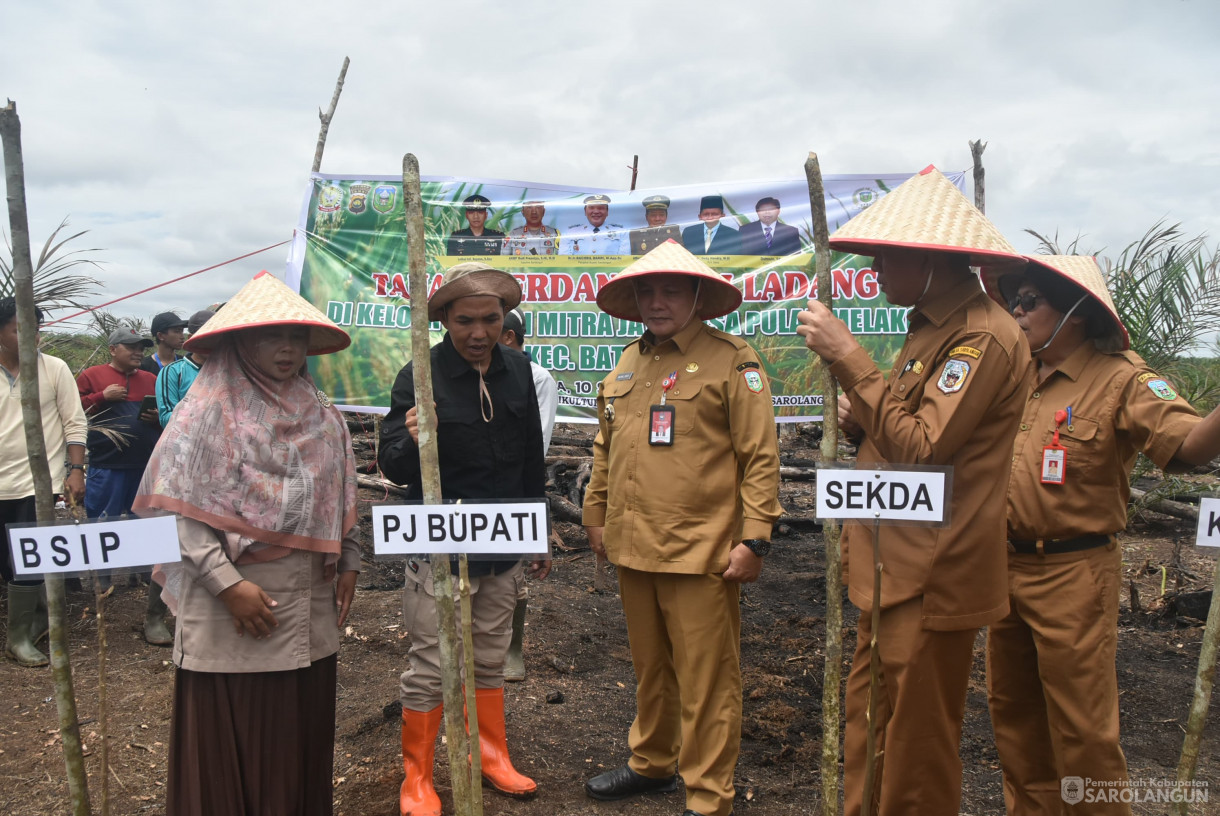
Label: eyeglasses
xmin=1008 ymin=293 xmax=1043 ymax=314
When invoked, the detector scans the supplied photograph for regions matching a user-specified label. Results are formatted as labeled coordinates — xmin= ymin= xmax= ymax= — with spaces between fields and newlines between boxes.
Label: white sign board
xmin=816 ymin=467 xmax=949 ymax=525
xmin=7 ymin=515 xmax=181 ymax=577
xmin=1194 ymin=497 xmax=1220 ymax=548
xmin=373 ymin=501 xmax=549 ymax=556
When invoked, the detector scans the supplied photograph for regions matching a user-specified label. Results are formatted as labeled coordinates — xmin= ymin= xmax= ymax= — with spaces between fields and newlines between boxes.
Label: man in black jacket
xmin=379 ymin=261 xmax=550 ymax=816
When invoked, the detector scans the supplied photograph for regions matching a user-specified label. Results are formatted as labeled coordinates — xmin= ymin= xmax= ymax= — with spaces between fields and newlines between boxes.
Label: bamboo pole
xmin=458 ymin=555 xmax=484 ymax=816
xmin=629 ymin=155 xmax=639 ymax=191
xmin=312 ymin=58 xmax=350 ymax=173
xmin=1173 ymin=554 xmax=1220 ymax=815
xmin=403 ymin=153 xmax=479 ymax=816
xmin=861 ymin=519 xmax=883 ymax=816
xmin=804 ymin=151 xmax=844 ymax=816
xmin=969 ymin=140 xmax=987 ymax=214
xmin=1 ymin=99 xmax=91 ymax=816
xmin=93 ymin=576 xmax=110 ymax=816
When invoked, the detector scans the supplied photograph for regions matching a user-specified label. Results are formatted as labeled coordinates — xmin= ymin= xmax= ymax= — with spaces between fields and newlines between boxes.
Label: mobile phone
xmin=140 ymin=395 xmax=157 ymax=416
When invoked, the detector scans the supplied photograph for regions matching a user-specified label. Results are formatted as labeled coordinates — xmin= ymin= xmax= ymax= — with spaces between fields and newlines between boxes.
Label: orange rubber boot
xmin=474 ymin=687 xmax=538 ymax=798
xmin=400 ymin=705 xmax=443 ymax=816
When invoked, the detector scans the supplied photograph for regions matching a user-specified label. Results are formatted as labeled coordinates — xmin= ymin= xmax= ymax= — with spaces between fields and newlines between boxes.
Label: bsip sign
xmin=7 ymin=515 xmax=180 ymax=578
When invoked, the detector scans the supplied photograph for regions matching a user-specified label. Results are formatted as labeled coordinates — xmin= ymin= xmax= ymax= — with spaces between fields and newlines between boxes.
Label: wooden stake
xmin=93 ymin=574 xmax=110 ymax=816
xmin=403 ymin=153 xmax=480 ymax=816
xmin=804 ymin=151 xmax=844 ymax=816
xmin=861 ymin=519 xmax=883 ymax=816
xmin=1173 ymin=555 xmax=1220 ymax=815
xmin=312 ymin=58 xmax=350 ymax=174
xmin=1 ymin=98 xmax=92 ymax=816
xmin=629 ymin=155 xmax=639 ymax=191
xmin=969 ymin=140 xmax=987 ymax=214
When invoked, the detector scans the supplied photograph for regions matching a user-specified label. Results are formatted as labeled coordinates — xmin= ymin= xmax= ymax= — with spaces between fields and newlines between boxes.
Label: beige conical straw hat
xmin=984 ymin=255 xmax=1129 ymax=350
xmin=184 ymin=271 xmax=351 ymax=355
xmin=829 ymin=165 xmax=1024 ymax=267
xmin=596 ymin=239 xmax=742 ymax=321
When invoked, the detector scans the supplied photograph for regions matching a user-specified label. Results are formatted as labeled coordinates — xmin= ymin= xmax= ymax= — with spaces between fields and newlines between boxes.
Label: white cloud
xmin=4 ymin=0 xmax=1219 ymax=330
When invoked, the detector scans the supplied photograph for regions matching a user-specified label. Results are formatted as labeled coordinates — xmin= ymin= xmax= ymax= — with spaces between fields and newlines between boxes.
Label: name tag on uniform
xmin=649 ymin=405 xmax=675 ymax=446
xmin=1041 ymin=445 xmax=1066 ymax=485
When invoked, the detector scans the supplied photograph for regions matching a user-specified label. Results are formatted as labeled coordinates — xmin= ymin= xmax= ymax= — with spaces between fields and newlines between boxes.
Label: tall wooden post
xmin=629 ymin=155 xmax=639 ymax=191
xmin=1 ymin=99 xmax=91 ymax=816
xmin=969 ymin=140 xmax=987 ymax=214
xmin=403 ymin=153 xmax=480 ymax=816
xmin=312 ymin=58 xmax=350 ymax=173
xmin=1173 ymin=555 xmax=1220 ymax=815
xmin=804 ymin=152 xmax=844 ymax=816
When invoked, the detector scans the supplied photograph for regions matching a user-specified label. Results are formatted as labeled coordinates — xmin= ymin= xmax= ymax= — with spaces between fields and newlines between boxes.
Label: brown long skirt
xmin=166 ymin=654 xmax=338 ymax=816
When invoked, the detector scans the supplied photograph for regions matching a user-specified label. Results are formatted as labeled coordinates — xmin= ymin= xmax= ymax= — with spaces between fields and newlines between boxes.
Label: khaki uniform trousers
xmin=844 ymin=595 xmax=978 ymax=816
xmin=399 ymin=559 xmax=522 ymax=711
xmin=986 ymin=541 xmax=1130 ymax=816
xmin=618 ymin=566 xmax=741 ymax=816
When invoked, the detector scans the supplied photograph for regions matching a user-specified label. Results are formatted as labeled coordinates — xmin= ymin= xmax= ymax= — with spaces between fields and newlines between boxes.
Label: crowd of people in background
xmin=3 ymin=166 xmax=1220 ymax=816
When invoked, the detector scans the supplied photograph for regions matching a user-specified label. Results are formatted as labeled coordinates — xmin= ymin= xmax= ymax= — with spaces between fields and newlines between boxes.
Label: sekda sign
xmin=816 ymin=466 xmax=950 ymax=525
xmin=372 ymin=501 xmax=549 ymax=556
xmin=6 ymin=515 xmax=181 ymax=577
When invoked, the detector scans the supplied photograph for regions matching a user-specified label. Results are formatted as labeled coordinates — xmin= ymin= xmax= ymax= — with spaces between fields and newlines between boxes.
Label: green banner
xmin=287 ymin=172 xmax=967 ymax=422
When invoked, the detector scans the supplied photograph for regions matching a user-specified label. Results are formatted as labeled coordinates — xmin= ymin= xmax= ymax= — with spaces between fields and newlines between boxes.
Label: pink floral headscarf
xmin=133 ymin=331 xmax=357 ymax=570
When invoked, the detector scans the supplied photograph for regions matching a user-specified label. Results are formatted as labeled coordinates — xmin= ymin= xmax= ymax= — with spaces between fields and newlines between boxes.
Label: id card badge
xmin=649 ymin=405 xmax=675 ymax=446
xmin=1041 ymin=445 xmax=1066 ymax=485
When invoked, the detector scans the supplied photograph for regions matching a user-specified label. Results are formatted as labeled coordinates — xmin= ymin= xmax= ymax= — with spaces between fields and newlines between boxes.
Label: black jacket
xmin=379 ymin=335 xmax=545 ymax=575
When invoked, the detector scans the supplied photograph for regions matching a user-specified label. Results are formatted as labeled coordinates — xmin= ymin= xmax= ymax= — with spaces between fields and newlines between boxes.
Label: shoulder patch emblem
xmin=616 ymin=372 xmax=634 ymax=381
xmin=949 ymin=345 xmax=982 ymax=360
xmin=937 ymin=359 xmax=970 ymax=394
xmin=743 ymin=370 xmax=764 ymax=393
xmin=737 ymin=361 xmax=760 ymax=371
xmin=1137 ymin=372 xmax=1157 ymax=384
xmin=1147 ymin=378 xmax=1178 ymax=400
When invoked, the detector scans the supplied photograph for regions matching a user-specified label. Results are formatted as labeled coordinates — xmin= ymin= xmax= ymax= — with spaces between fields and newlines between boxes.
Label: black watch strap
xmin=741 ymin=538 xmax=770 ymax=557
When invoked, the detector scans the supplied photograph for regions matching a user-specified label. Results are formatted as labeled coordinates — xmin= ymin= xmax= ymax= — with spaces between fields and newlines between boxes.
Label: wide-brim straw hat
xmin=984 ymin=255 xmax=1129 ymax=351
xmin=428 ymin=262 xmax=523 ymax=322
xmin=829 ymin=165 xmax=1024 ymax=268
xmin=184 ymin=271 xmax=351 ymax=355
xmin=596 ymin=239 xmax=742 ymax=321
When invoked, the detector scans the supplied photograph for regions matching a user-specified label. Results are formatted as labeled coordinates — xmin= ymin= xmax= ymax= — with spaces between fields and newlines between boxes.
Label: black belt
xmin=1008 ymin=534 xmax=1111 ymax=555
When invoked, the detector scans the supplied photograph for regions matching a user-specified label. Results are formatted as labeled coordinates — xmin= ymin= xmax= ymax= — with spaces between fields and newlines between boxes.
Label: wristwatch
xmin=740 ymin=538 xmax=771 ymax=557
xmin=67 ymin=464 xmax=85 ymax=472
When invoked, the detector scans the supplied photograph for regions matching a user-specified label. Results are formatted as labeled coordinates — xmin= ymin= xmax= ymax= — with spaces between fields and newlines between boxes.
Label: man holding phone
xmin=77 ymin=328 xmax=169 ymax=643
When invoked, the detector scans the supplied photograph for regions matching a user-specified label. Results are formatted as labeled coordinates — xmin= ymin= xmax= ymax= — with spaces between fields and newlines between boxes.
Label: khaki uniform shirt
xmin=171 ymin=517 xmax=361 ymax=673
xmin=582 ymin=320 xmax=782 ymax=574
xmin=830 ymin=276 xmax=1031 ymax=630
xmin=1007 ymin=344 xmax=1200 ymax=541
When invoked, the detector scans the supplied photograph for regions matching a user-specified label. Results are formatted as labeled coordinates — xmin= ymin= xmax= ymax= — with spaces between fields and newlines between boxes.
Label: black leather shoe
xmin=585 ymin=765 xmax=679 ymax=800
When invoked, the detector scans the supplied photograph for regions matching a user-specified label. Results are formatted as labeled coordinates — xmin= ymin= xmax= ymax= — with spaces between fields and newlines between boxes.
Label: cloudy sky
xmin=4 ymin=0 xmax=1219 ymax=333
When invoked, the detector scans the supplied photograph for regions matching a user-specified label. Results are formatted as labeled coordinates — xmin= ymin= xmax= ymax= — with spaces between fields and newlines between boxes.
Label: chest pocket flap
xmin=1060 ymin=416 xmax=1099 ymax=444
xmin=602 ymin=378 xmax=637 ymax=400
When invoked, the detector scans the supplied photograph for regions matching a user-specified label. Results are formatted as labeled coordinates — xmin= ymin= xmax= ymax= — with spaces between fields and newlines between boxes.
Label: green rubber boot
xmin=144 ymin=583 xmax=173 ymax=646
xmin=29 ymin=583 xmax=48 ymax=644
xmin=504 ymin=598 xmax=527 ymax=682
xmin=6 ymin=584 xmax=49 ymax=667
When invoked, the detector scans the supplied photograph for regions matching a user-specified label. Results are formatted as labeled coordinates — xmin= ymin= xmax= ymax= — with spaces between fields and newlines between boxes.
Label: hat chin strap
xmin=1032 ymin=293 xmax=1089 ymax=354
xmin=913 ymin=259 xmax=935 ymax=306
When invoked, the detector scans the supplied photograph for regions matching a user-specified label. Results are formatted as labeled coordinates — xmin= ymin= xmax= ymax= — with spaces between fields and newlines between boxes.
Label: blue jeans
xmin=84 ymin=467 xmax=144 ymax=520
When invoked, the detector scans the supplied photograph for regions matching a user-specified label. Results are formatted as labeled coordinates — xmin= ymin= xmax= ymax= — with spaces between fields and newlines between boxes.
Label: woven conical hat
xmin=985 ymin=255 xmax=1129 ymax=350
xmin=184 ymin=271 xmax=350 ymax=355
xmin=596 ymin=239 xmax=742 ymax=321
xmin=829 ymin=165 xmax=1024 ymax=268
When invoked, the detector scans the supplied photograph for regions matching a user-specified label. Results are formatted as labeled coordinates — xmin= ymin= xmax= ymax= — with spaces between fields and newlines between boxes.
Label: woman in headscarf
xmin=985 ymin=256 xmax=1220 ymax=815
xmin=134 ymin=271 xmax=360 ymax=816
